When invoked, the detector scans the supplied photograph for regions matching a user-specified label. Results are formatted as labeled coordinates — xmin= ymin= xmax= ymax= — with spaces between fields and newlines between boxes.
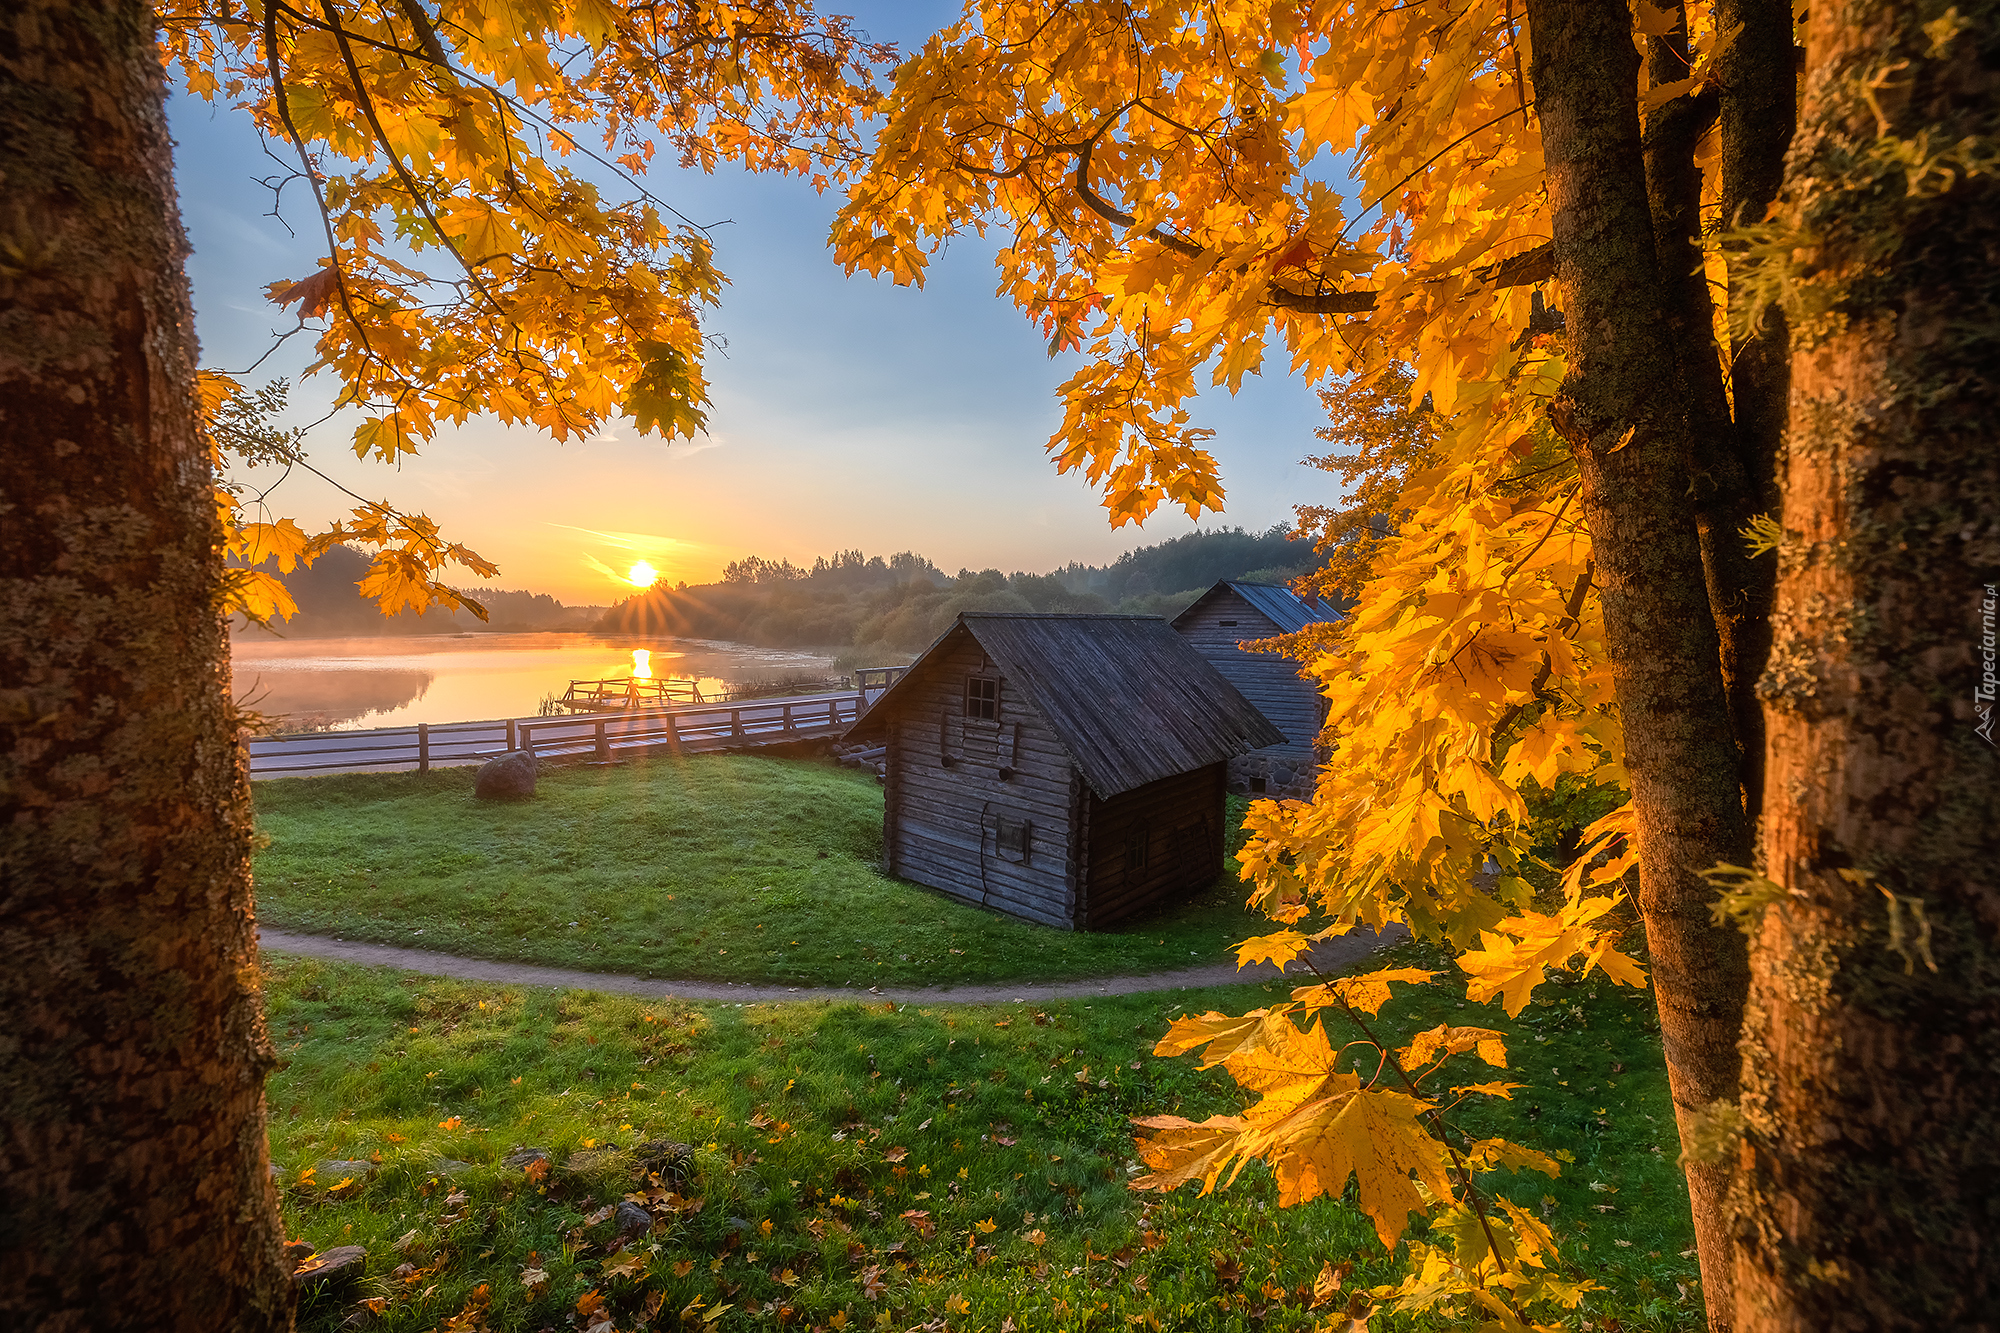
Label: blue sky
xmin=170 ymin=2 xmax=1337 ymax=603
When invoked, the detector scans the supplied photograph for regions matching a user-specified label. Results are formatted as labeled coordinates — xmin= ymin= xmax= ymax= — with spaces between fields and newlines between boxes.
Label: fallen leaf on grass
xmin=604 ymin=1251 xmax=648 ymax=1280
xmin=1311 ymin=1260 xmax=1353 ymax=1307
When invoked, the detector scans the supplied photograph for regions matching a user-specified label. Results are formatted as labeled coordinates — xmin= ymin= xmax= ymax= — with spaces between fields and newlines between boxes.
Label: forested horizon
xmin=596 ymin=523 xmax=1319 ymax=658
xmin=239 ymin=524 xmax=1322 ymax=651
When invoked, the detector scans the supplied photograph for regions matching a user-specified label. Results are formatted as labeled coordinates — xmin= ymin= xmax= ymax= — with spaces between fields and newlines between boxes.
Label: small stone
xmin=428 ymin=1158 xmax=475 ymax=1177
xmin=292 ymin=1244 xmax=367 ymax=1289
xmin=633 ymin=1139 xmax=695 ymax=1185
xmin=475 ymin=750 xmax=538 ymax=800
xmin=614 ymin=1201 xmax=653 ymax=1235
xmin=502 ymin=1147 xmax=551 ymax=1172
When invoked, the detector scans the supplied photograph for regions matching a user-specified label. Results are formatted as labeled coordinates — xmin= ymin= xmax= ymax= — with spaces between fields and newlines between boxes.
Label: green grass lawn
xmin=268 ymin=936 xmax=1701 ymax=1332
xmin=251 ymin=756 xmax=1268 ymax=987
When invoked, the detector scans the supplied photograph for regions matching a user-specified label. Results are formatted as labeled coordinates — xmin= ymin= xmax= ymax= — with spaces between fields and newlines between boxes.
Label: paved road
xmin=257 ymin=925 xmax=1408 ymax=1005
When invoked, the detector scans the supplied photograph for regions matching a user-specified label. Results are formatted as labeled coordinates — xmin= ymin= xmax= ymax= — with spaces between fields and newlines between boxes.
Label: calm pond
xmin=228 ymin=633 xmax=838 ymax=732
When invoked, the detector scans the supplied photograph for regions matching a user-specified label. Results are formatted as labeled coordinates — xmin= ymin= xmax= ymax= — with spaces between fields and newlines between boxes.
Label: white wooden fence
xmin=247 ymin=668 xmax=908 ymax=779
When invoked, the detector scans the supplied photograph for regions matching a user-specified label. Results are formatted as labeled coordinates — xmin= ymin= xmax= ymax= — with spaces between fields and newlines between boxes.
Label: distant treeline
xmin=232 ymin=544 xmax=604 ymax=638
xmin=598 ymin=525 xmax=1317 ymax=661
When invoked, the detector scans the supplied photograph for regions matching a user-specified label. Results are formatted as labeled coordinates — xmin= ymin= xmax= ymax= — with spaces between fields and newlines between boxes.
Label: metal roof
xmin=848 ymin=613 xmax=1284 ymax=799
xmin=1171 ymin=580 xmax=1345 ymax=635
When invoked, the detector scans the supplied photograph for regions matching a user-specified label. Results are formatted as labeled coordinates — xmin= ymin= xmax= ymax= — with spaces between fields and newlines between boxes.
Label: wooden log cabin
xmin=1171 ymin=581 xmax=1343 ymax=800
xmin=845 ymin=613 xmax=1283 ymax=930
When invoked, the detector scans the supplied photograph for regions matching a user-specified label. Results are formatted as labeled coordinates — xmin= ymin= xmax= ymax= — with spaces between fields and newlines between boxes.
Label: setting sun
xmin=627 ymin=560 xmax=659 ymax=587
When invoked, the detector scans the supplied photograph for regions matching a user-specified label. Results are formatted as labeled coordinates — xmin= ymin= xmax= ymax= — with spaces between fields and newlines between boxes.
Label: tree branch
xmin=318 ymin=1 xmax=507 ymax=323
xmin=262 ymin=1 xmax=375 ymax=362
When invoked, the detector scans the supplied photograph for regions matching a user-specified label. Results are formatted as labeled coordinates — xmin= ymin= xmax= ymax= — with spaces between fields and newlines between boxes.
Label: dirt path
xmin=257 ymin=925 xmax=1407 ymax=1005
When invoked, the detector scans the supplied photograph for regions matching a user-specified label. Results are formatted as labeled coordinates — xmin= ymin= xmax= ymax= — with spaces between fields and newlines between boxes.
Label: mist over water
xmin=230 ymin=633 xmax=837 ymax=731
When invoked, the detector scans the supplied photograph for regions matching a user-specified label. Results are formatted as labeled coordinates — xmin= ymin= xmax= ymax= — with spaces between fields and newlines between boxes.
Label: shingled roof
xmin=1171 ymin=580 xmax=1345 ymax=635
xmin=848 ymin=613 xmax=1284 ymax=799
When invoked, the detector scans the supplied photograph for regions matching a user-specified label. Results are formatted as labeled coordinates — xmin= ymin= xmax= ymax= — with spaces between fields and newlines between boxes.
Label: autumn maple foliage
xmin=5 ymin=2 xmax=888 ymax=1329
xmin=159 ymin=0 xmax=890 ymax=622
xmin=835 ymin=0 xmax=1998 ymax=1329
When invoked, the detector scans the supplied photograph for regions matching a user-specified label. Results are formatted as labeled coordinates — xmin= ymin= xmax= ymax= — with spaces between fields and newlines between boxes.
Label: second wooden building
xmin=845 ymin=613 xmax=1283 ymax=930
xmin=1172 ymin=580 xmax=1343 ymax=799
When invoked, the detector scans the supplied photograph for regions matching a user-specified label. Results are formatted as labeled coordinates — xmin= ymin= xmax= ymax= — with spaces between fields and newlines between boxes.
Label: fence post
xmin=731 ymin=708 xmax=743 ymax=739
xmin=595 ymin=719 xmax=610 ymax=762
xmin=506 ymin=718 xmax=518 ymax=751
xmin=666 ymin=711 xmax=681 ymax=751
xmin=783 ymin=703 xmax=793 ymax=734
xmin=418 ymin=722 xmax=430 ymax=774
xmin=520 ymin=724 xmax=532 ymax=754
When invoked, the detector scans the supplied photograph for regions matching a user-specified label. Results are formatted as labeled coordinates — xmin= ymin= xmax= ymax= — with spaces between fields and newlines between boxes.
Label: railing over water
xmin=248 ymin=665 xmax=916 ymax=779
xmin=555 ymin=675 xmax=707 ymax=711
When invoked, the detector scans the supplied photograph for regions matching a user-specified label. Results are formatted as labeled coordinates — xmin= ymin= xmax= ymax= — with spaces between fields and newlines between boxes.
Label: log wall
xmin=883 ymin=637 xmax=1081 ymax=928
xmin=1079 ymin=762 xmax=1226 ymax=928
xmin=1175 ymin=589 xmax=1325 ymax=747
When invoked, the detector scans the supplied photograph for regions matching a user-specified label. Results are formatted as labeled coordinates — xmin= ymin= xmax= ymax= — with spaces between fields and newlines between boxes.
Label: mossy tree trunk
xmin=1523 ymin=2 xmax=1757 ymax=1325
xmin=0 ymin=1 xmax=294 ymax=1329
xmin=1731 ymin=0 xmax=2000 ymax=1326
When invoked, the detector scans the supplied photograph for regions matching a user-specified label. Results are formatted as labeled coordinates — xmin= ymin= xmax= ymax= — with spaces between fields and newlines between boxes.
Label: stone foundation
xmin=1227 ymin=748 xmax=1317 ymax=801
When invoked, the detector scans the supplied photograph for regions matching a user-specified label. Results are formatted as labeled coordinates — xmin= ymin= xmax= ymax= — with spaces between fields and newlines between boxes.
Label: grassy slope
xmin=270 ymin=937 xmax=1701 ymax=1333
xmin=251 ymin=757 xmax=1265 ymax=987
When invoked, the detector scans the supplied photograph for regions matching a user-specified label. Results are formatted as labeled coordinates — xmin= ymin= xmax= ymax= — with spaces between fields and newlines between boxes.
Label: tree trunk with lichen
xmin=1524 ymin=1 xmax=1756 ymax=1327
xmin=1729 ymin=1 xmax=2000 ymax=1327
xmin=0 ymin=1 xmax=294 ymax=1329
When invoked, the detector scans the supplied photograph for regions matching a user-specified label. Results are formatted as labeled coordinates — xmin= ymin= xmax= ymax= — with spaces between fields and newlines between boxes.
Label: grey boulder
xmin=615 ymin=1201 xmax=654 ymax=1235
xmin=475 ymin=750 xmax=537 ymax=800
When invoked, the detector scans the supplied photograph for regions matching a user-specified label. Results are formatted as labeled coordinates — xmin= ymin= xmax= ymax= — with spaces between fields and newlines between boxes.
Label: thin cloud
xmin=546 ymin=523 xmax=708 ymax=554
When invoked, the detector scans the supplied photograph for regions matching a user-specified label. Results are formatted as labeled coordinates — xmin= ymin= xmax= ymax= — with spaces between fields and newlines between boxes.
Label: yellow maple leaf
xmin=1233 ymin=931 xmax=1311 ymax=971
xmin=1449 ymin=1081 xmax=1528 ymax=1101
xmin=1463 ymin=1136 xmax=1562 ymax=1177
xmin=1395 ymin=1023 xmax=1510 ymax=1072
xmin=1152 ymin=1009 xmax=1270 ymax=1067
xmin=1129 ymin=1113 xmax=1244 ymax=1195
xmin=1269 ymin=1086 xmax=1451 ymax=1247
xmin=1290 ymin=967 xmax=1437 ymax=1017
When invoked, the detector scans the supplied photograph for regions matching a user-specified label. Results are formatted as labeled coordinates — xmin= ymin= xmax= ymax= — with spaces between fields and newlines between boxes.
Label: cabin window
xmin=994 ymin=814 xmax=1032 ymax=864
xmin=1123 ymin=825 xmax=1149 ymax=877
xmin=964 ymin=676 xmax=999 ymax=722
xmin=1219 ymin=619 xmax=1237 ymax=627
